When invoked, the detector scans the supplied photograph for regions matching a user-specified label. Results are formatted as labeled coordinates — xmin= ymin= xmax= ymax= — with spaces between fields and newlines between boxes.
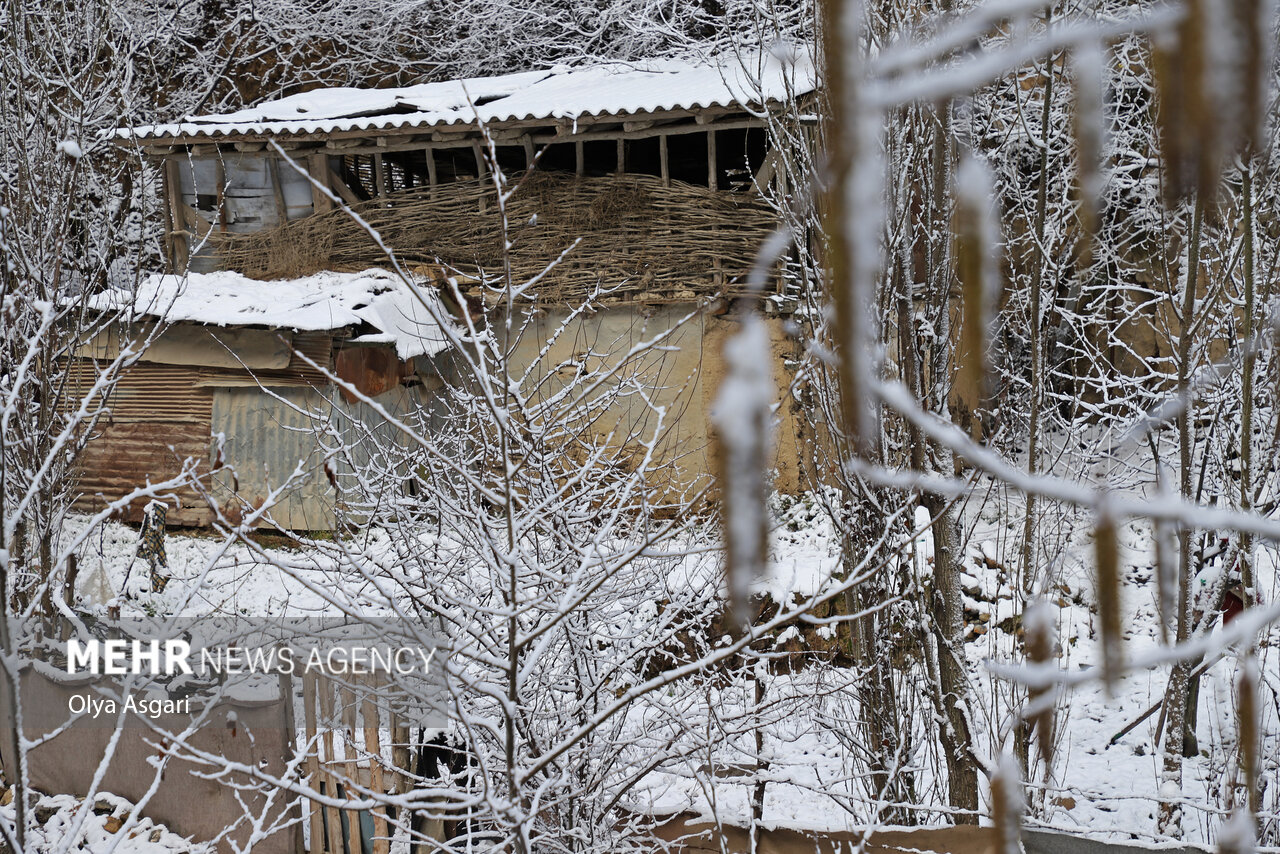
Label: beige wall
xmin=0 ymin=667 xmax=299 ymax=853
xmin=501 ymin=303 xmax=808 ymax=499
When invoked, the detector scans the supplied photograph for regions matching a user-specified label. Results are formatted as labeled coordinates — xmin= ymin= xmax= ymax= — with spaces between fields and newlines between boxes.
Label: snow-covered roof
xmin=90 ymin=269 xmax=453 ymax=360
xmin=118 ymin=52 xmax=816 ymax=141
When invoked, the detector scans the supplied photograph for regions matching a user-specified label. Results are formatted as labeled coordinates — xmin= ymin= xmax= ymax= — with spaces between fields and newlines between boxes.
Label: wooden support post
xmin=276 ymin=671 xmax=303 ymax=854
xmin=425 ymin=147 xmax=438 ymax=198
xmin=615 ymin=138 xmax=625 ymax=174
xmin=326 ymin=166 xmax=362 ymax=207
xmin=659 ymin=134 xmax=669 ymax=187
xmin=390 ymin=715 xmax=411 ymax=796
xmin=318 ymin=682 xmax=342 ymax=854
xmin=752 ymin=150 xmax=777 ymax=197
xmin=575 ymin=140 xmax=584 ymax=177
xmin=214 ymin=156 xmax=228 ymax=232
xmin=473 ymin=141 xmax=488 ymax=213
xmin=523 ymin=135 xmax=535 ymax=170
xmin=162 ymin=159 xmax=189 ymax=271
xmin=373 ymin=153 xmax=386 ymax=199
xmin=707 ymin=130 xmax=717 ymax=191
xmin=267 ymin=158 xmax=289 ymax=226
xmin=304 ymin=673 xmax=324 ymax=854
xmin=308 ymin=154 xmax=334 ymax=214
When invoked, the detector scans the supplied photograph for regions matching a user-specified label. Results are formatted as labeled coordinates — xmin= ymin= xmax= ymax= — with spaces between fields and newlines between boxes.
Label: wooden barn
xmin=93 ymin=53 xmax=818 ymax=528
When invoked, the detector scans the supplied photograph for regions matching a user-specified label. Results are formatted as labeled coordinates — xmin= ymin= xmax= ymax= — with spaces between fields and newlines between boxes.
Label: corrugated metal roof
xmin=117 ymin=52 xmax=817 ymax=142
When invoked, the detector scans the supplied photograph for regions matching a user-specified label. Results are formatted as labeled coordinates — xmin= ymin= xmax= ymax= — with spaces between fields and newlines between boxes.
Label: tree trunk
xmin=927 ymin=491 xmax=980 ymax=822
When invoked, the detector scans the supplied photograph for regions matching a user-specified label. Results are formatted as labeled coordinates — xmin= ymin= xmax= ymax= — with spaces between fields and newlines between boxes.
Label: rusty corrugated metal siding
xmin=63 ymin=360 xmax=213 ymax=423
xmin=73 ymin=422 xmax=215 ymax=527
xmin=65 ymin=360 xmax=216 ymax=525
xmin=68 ymin=334 xmax=442 ymax=530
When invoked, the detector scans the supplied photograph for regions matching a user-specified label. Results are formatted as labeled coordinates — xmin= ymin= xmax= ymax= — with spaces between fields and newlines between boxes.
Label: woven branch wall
xmin=207 ymin=171 xmax=779 ymax=302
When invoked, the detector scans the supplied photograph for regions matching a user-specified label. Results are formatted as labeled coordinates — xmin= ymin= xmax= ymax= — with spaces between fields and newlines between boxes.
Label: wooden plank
xmin=215 ymin=157 xmax=229 ymax=232
xmin=472 ymin=141 xmax=488 ymax=213
xmin=659 ymin=135 xmax=669 ymax=187
xmin=327 ymin=166 xmax=362 ymax=207
xmin=266 ymin=158 xmax=290 ymax=226
xmin=707 ymin=130 xmax=717 ymax=191
xmin=575 ymin=140 xmax=584 ymax=177
xmin=178 ymin=203 xmax=214 ymax=239
xmin=304 ymin=672 xmax=324 ymax=854
xmin=523 ymin=135 xmax=535 ymax=169
xmin=390 ymin=714 xmax=411 ymax=796
xmin=340 ymin=685 xmax=365 ymax=854
xmin=752 ymin=150 xmax=777 ymax=196
xmin=361 ymin=681 xmax=388 ymax=854
xmin=373 ymin=153 xmax=386 ymax=198
xmin=162 ymin=159 xmax=190 ymax=271
xmin=308 ymin=154 xmax=334 ymax=213
xmin=318 ymin=681 xmax=343 ymax=854
xmin=615 ymin=138 xmax=625 ymax=174
xmin=425 ymin=147 xmax=437 ymax=199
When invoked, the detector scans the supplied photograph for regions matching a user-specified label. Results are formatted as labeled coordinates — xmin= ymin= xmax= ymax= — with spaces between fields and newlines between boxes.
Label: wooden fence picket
xmin=302 ymin=671 xmax=423 ymax=854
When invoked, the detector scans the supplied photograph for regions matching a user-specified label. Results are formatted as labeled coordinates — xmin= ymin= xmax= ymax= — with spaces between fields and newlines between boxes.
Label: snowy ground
xmin=51 ymin=475 xmax=1279 ymax=850
xmin=0 ymin=791 xmax=210 ymax=854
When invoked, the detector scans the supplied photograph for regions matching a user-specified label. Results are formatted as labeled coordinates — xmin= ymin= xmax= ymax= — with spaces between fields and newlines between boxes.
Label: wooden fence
xmin=300 ymin=671 xmax=442 ymax=854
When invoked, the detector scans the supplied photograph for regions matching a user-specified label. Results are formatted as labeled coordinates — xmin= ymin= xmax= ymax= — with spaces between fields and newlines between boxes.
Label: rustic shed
xmin=71 ymin=269 xmax=452 ymax=528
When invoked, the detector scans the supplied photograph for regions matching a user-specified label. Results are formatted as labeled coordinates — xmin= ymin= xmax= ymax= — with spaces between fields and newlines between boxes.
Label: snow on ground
xmin=0 ymin=791 xmax=210 ymax=853
xmin=61 ymin=515 xmax=385 ymax=618
xmin=55 ymin=450 xmax=1278 ymax=849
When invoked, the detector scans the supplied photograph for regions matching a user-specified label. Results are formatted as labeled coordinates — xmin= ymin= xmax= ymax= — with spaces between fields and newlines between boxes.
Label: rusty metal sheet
xmin=72 ymin=421 xmax=214 ymax=527
xmin=334 ymin=345 xmax=404 ymax=402
xmin=63 ymin=360 xmax=214 ymax=424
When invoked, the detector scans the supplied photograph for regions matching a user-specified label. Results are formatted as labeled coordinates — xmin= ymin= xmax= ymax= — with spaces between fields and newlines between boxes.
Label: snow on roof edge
xmin=117 ymin=51 xmax=818 ymax=142
xmin=89 ymin=269 xmax=454 ymax=361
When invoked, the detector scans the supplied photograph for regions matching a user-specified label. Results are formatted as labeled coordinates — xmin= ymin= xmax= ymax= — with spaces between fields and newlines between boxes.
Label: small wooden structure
xmin=92 ymin=55 xmax=820 ymax=523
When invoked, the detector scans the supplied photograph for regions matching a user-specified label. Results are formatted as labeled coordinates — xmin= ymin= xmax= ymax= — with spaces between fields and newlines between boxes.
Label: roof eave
xmin=116 ymin=98 xmax=800 ymax=150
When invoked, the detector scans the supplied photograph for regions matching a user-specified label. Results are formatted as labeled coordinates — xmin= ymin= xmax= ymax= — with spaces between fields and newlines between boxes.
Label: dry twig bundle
xmin=208 ymin=171 xmax=778 ymax=303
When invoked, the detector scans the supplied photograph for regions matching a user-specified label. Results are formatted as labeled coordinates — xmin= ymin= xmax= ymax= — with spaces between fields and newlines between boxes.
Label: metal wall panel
xmin=64 ymin=360 xmax=214 ymax=424
xmin=209 ymin=383 xmax=440 ymax=531
xmin=72 ymin=421 xmax=215 ymax=527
